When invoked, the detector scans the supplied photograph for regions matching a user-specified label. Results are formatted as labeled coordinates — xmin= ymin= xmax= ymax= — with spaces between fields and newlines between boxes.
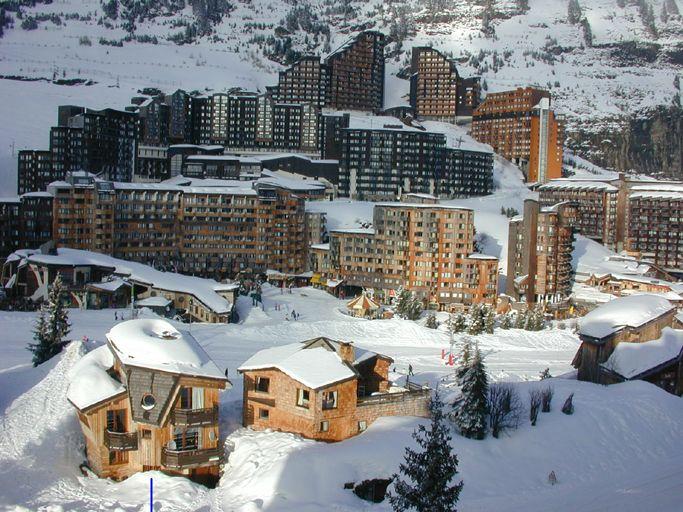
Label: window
xmin=259 ymin=408 xmax=270 ymax=420
xmin=142 ymin=429 xmax=152 ymax=439
xmin=109 ymin=450 xmax=128 ymax=465
xmin=141 ymin=394 xmax=156 ymax=411
xmin=322 ymin=390 xmax=338 ymax=410
xmin=255 ymin=376 xmax=270 ymax=393
xmin=296 ymin=389 xmax=310 ymax=408
xmin=180 ymin=387 xmax=192 ymax=409
xmin=320 ymin=420 xmax=329 ymax=432
xmin=172 ymin=428 xmax=199 ymax=451
xmin=358 ymin=420 xmax=367 ymax=432
xmin=106 ymin=409 xmax=126 ymax=433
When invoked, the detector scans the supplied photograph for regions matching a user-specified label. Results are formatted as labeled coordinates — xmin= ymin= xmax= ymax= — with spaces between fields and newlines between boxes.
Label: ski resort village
xmin=0 ymin=0 xmax=682 ymax=510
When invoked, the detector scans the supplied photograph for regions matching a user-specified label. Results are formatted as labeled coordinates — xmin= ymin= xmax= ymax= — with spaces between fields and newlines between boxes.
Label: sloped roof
xmin=347 ymin=294 xmax=380 ymax=311
xmin=67 ymin=345 xmax=126 ymax=411
xmin=601 ymin=328 xmax=683 ymax=380
xmin=579 ymin=294 xmax=674 ymax=340
xmin=238 ymin=337 xmax=387 ymax=389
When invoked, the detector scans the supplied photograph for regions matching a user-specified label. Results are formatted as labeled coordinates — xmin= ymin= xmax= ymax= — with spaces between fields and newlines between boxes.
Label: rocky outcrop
xmin=567 ymin=105 xmax=683 ymax=179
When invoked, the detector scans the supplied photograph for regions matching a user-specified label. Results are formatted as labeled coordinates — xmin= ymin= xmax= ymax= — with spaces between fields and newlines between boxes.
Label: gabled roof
xmin=347 ymin=294 xmax=380 ymax=311
xmin=238 ymin=337 xmax=389 ymax=389
xmin=601 ymin=328 xmax=683 ymax=380
xmin=579 ymin=294 xmax=675 ymax=341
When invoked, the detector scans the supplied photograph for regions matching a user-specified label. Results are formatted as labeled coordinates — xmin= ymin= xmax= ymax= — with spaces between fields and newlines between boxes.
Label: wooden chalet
xmin=67 ymin=319 xmax=230 ymax=484
xmin=572 ymin=294 xmax=676 ymax=383
xmin=238 ymin=337 xmax=430 ymax=442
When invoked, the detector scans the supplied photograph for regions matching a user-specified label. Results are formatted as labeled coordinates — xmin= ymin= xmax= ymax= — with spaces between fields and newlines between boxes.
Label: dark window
xmin=173 ymin=429 xmax=199 ymax=451
xmin=296 ymin=389 xmax=310 ymax=408
xmin=259 ymin=408 xmax=269 ymax=420
xmin=142 ymin=429 xmax=152 ymax=439
xmin=180 ymin=387 xmax=192 ymax=409
xmin=109 ymin=450 xmax=128 ymax=465
xmin=106 ymin=409 xmax=126 ymax=433
xmin=255 ymin=376 xmax=270 ymax=393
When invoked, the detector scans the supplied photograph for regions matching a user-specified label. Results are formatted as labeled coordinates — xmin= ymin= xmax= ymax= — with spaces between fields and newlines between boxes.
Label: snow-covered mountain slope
xmin=0 ymin=291 xmax=682 ymax=511
xmin=0 ymin=0 xmax=679 ymax=189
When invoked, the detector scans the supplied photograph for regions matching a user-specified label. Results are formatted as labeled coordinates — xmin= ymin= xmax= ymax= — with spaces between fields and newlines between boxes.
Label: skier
xmin=408 ymin=364 xmax=414 ymax=376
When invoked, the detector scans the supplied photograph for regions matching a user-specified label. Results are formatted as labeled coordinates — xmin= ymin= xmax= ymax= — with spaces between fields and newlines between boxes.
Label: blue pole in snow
xmin=150 ymin=477 xmax=153 ymax=512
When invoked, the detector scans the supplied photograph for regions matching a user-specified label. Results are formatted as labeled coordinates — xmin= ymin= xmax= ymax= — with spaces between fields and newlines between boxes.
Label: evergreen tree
xmin=660 ymin=3 xmax=669 ymax=23
xmin=450 ymin=312 xmax=467 ymax=334
xmin=500 ymin=312 xmax=513 ymax=329
xmin=455 ymin=337 xmax=473 ymax=383
xmin=567 ymin=0 xmax=582 ymax=24
xmin=455 ymin=345 xmax=489 ymax=439
xmin=467 ymin=304 xmax=484 ymax=335
xmin=484 ymin=306 xmax=495 ymax=334
xmin=389 ymin=389 xmax=463 ymax=512
xmin=28 ymin=274 xmax=70 ymax=366
xmin=539 ymin=368 xmax=552 ymax=380
xmin=514 ymin=310 xmax=527 ymax=329
xmin=407 ymin=295 xmax=423 ymax=321
xmin=425 ymin=313 xmax=438 ymax=329
xmin=396 ymin=287 xmax=412 ymax=318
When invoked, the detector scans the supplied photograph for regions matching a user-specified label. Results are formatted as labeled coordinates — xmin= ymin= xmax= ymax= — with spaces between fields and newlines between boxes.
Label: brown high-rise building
xmin=325 ymin=31 xmax=385 ymax=112
xmin=409 ymin=47 xmax=481 ymax=120
xmin=472 ymin=87 xmax=563 ymax=183
xmin=0 ymin=192 xmax=54 ymax=262
xmin=506 ymin=199 xmax=577 ymax=305
xmin=49 ymin=173 xmax=307 ymax=277
xmin=320 ymin=202 xmax=498 ymax=309
xmin=276 ymin=56 xmax=329 ymax=108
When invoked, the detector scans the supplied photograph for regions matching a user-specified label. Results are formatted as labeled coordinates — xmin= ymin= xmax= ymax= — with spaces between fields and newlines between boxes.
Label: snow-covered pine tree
xmin=567 ymin=0 xmax=582 ymax=24
xmin=395 ymin=287 xmax=412 ymax=318
xmin=539 ymin=368 xmax=552 ymax=380
xmin=467 ymin=304 xmax=484 ymax=335
xmin=450 ymin=312 xmax=467 ymax=334
xmin=456 ymin=337 xmax=473 ymax=383
xmin=514 ymin=310 xmax=527 ymax=329
xmin=455 ymin=345 xmax=489 ymax=439
xmin=484 ymin=306 xmax=495 ymax=334
xmin=407 ymin=294 xmax=423 ymax=321
xmin=389 ymin=389 xmax=463 ymax=512
xmin=28 ymin=273 xmax=70 ymax=366
xmin=500 ymin=312 xmax=513 ymax=329
xmin=425 ymin=313 xmax=438 ymax=329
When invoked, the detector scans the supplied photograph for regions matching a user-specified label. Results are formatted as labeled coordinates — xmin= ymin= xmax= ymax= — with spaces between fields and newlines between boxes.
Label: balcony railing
xmin=171 ymin=406 xmax=219 ymax=427
xmin=104 ymin=430 xmax=138 ymax=451
xmin=161 ymin=447 xmax=223 ymax=469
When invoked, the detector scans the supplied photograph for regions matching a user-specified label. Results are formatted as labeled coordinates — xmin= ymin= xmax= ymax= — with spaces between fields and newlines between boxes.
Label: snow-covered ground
xmin=1 ymin=284 xmax=682 ymax=511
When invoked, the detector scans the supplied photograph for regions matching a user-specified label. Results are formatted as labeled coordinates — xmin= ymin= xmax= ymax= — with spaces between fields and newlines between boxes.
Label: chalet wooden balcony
xmin=161 ymin=447 xmax=223 ymax=469
xmin=104 ymin=430 xmax=138 ymax=451
xmin=171 ymin=406 xmax=219 ymax=427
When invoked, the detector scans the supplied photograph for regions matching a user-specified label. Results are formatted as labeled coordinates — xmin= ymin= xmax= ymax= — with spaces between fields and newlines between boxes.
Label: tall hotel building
xmin=471 ymin=87 xmax=563 ymax=183
xmin=317 ymin=202 xmax=498 ymax=309
xmin=506 ymin=199 xmax=577 ymax=304
xmin=409 ymin=47 xmax=481 ymax=120
xmin=49 ymin=173 xmax=307 ymax=277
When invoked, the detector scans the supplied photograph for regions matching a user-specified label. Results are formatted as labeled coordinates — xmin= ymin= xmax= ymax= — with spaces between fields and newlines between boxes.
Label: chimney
xmin=338 ymin=342 xmax=355 ymax=364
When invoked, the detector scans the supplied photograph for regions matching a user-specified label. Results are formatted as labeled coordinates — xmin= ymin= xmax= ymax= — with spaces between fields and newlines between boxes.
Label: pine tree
xmin=396 ymin=287 xmax=412 ymax=318
xmin=467 ymin=304 xmax=484 ymax=335
xmin=500 ymin=313 xmax=513 ymax=330
xmin=407 ymin=295 xmax=423 ymax=321
xmin=425 ymin=313 xmax=438 ymax=329
xmin=28 ymin=273 xmax=70 ymax=366
xmin=567 ymin=0 xmax=582 ymax=24
xmin=455 ymin=345 xmax=489 ymax=439
xmin=389 ymin=389 xmax=463 ymax=512
xmin=539 ymin=368 xmax=552 ymax=380
xmin=514 ymin=310 xmax=527 ymax=329
xmin=484 ymin=306 xmax=495 ymax=334
xmin=450 ymin=312 xmax=467 ymax=334
xmin=455 ymin=337 xmax=473 ymax=383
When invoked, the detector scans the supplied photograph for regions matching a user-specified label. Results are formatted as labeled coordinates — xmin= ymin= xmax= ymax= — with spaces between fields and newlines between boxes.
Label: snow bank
xmin=66 ymin=344 xmax=125 ymax=411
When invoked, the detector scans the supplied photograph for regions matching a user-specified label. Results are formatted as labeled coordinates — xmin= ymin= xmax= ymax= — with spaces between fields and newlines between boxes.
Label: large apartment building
xmin=0 ymin=192 xmax=54 ymax=262
xmin=313 ymin=202 xmax=498 ymax=309
xmin=276 ymin=56 xmax=329 ymax=108
xmin=325 ymin=31 xmax=385 ymax=112
xmin=17 ymin=150 xmax=53 ymax=195
xmin=506 ymin=199 xmax=577 ymax=305
xmin=472 ymin=87 xmax=563 ymax=183
xmin=49 ymin=173 xmax=307 ymax=277
xmin=338 ymin=118 xmax=493 ymax=200
xmin=409 ymin=47 xmax=481 ymax=120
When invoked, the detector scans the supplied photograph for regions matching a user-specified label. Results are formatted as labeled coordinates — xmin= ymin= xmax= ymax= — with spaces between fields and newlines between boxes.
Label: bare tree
xmin=488 ymin=383 xmax=522 ymax=438
xmin=529 ymin=389 xmax=542 ymax=426
xmin=562 ymin=393 xmax=574 ymax=415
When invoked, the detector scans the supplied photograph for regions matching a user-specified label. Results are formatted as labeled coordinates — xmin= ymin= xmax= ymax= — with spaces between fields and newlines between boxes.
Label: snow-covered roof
xmin=331 ymin=227 xmax=374 ymax=235
xmin=579 ymin=294 xmax=675 ymax=340
xmin=601 ymin=328 xmax=683 ymax=380
xmin=238 ymin=338 xmax=383 ymax=389
xmin=107 ymin=319 xmax=228 ymax=381
xmin=10 ymin=248 xmax=235 ymax=315
xmin=346 ymin=115 xmax=428 ymax=133
xmin=87 ymin=278 xmax=129 ymax=292
xmin=310 ymin=243 xmax=330 ymax=251
xmin=467 ymin=253 xmax=498 ymax=260
xmin=256 ymin=170 xmax=326 ymax=192
xmin=630 ymin=190 xmax=683 ymax=201
xmin=135 ymin=296 xmax=172 ymax=308
xmin=67 ymin=345 xmax=126 ymax=411
xmin=539 ymin=180 xmax=618 ymax=192
xmin=376 ymin=202 xmax=473 ymax=211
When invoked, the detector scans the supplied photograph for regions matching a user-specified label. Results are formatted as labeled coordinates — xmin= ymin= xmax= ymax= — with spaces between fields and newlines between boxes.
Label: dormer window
xmin=141 ymin=393 xmax=157 ymax=410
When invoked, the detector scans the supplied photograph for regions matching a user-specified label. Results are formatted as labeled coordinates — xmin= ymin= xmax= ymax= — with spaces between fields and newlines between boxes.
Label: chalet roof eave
xmin=68 ymin=389 xmax=128 ymax=415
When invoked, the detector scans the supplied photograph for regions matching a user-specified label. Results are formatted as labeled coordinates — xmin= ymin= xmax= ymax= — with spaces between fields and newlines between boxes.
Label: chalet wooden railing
xmin=161 ymin=447 xmax=223 ymax=469
xmin=103 ymin=430 xmax=138 ymax=451
xmin=171 ymin=406 xmax=219 ymax=427
xmin=357 ymin=386 xmax=430 ymax=407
